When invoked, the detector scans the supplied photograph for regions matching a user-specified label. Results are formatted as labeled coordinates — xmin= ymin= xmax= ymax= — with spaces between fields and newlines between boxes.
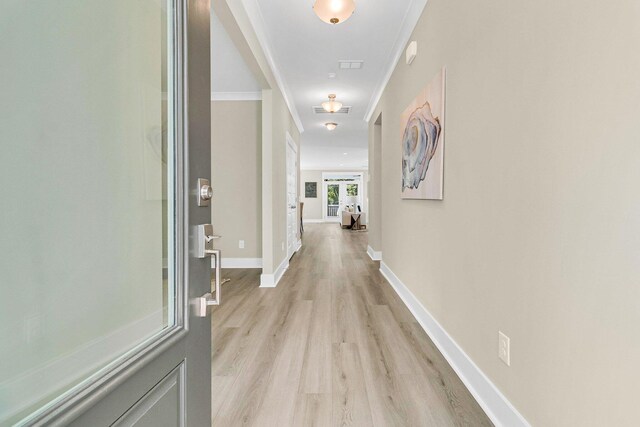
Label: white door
xmin=323 ymin=176 xmax=364 ymax=221
xmin=324 ymin=182 xmax=342 ymax=221
xmin=286 ymin=135 xmax=298 ymax=258
xmin=0 ymin=1 xmax=212 ymax=424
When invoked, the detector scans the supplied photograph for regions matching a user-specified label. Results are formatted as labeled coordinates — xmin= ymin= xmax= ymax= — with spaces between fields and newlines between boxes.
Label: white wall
xmin=370 ymin=0 xmax=640 ymax=425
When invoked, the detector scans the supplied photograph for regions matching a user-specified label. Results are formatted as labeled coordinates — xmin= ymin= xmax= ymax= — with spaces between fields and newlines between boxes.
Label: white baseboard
xmin=217 ymin=258 xmax=262 ymax=269
xmin=302 ymin=219 xmax=325 ymax=224
xmin=379 ymin=261 xmax=530 ymax=427
xmin=367 ymin=245 xmax=382 ymax=261
xmin=260 ymin=256 xmax=289 ymax=288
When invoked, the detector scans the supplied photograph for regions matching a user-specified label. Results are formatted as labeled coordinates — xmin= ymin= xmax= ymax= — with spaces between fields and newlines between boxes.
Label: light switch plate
xmin=498 ymin=331 xmax=511 ymax=366
xmin=239 ymin=240 xmax=245 ymax=249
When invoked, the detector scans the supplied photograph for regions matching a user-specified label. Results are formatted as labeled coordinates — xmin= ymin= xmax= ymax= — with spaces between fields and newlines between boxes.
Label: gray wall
xmin=211 ymin=100 xmax=262 ymax=259
xmin=369 ymin=0 xmax=640 ymax=425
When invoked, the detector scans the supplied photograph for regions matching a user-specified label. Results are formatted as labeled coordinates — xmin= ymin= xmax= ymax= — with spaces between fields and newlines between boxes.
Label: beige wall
xmin=211 ymin=100 xmax=262 ymax=259
xmin=370 ymin=0 xmax=640 ymax=425
xmin=368 ymin=118 xmax=382 ymax=251
xmin=213 ymin=0 xmax=301 ymax=277
xmin=300 ymin=170 xmax=369 ymax=221
xmin=300 ymin=170 xmax=322 ymax=220
xmin=262 ymin=89 xmax=301 ymax=274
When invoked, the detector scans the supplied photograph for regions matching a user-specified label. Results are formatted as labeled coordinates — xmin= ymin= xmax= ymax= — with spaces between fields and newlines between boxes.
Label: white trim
xmin=295 ymin=239 xmax=302 ymax=252
xmin=367 ymin=245 xmax=382 ymax=261
xmin=211 ymin=91 xmax=262 ymax=101
xmin=286 ymin=133 xmax=299 ymax=260
xmin=240 ymin=0 xmax=304 ymax=133
xmin=303 ymin=219 xmax=325 ymax=224
xmin=364 ymin=0 xmax=429 ymax=122
xmin=217 ymin=258 xmax=263 ymax=269
xmin=379 ymin=261 xmax=531 ymax=427
xmin=260 ymin=255 xmax=289 ymax=288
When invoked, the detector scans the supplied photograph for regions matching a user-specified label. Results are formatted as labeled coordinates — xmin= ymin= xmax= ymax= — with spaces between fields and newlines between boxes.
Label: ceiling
xmin=211 ymin=10 xmax=261 ymax=95
xmin=212 ymin=0 xmax=428 ymax=170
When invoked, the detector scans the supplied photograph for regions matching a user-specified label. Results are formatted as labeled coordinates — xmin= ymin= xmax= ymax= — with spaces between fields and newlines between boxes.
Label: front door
xmin=0 ymin=0 xmax=212 ymax=425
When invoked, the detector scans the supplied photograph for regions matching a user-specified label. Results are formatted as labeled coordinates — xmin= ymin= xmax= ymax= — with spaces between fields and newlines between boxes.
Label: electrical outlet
xmin=239 ymin=240 xmax=245 ymax=249
xmin=498 ymin=331 xmax=511 ymax=366
xmin=281 ymin=241 xmax=285 ymax=251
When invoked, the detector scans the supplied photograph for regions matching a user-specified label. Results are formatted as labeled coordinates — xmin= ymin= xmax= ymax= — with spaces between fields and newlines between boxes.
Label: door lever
xmin=194 ymin=248 xmax=222 ymax=317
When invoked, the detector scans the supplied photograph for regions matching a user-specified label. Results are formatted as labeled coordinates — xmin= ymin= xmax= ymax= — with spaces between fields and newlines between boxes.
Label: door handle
xmin=193 ymin=224 xmax=223 ymax=317
xmin=194 ymin=248 xmax=221 ymax=317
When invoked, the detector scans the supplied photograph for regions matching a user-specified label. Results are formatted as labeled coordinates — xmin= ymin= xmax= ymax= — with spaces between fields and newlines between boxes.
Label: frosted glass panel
xmin=0 ymin=0 xmax=175 ymax=424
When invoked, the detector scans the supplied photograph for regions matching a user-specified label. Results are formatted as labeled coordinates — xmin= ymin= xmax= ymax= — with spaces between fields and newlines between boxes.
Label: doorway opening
xmin=322 ymin=172 xmax=364 ymax=222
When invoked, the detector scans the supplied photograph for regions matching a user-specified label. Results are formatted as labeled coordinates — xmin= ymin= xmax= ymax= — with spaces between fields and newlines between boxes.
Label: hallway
xmin=211 ymin=225 xmax=492 ymax=426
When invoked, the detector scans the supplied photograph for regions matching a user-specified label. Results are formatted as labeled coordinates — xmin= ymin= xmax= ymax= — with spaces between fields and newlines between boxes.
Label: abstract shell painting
xmin=401 ymin=68 xmax=445 ymax=200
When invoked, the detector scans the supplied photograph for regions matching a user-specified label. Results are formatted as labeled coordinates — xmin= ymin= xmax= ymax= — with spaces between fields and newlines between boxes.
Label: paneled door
xmin=0 ymin=0 xmax=212 ymax=425
xmin=286 ymin=135 xmax=299 ymax=259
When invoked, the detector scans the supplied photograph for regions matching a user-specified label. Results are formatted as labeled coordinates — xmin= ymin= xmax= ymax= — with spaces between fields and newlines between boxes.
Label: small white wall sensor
xmin=406 ymin=41 xmax=417 ymax=65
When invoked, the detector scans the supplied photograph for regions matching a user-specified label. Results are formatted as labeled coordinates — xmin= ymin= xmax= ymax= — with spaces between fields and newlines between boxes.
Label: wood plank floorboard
xmin=212 ymin=224 xmax=492 ymax=427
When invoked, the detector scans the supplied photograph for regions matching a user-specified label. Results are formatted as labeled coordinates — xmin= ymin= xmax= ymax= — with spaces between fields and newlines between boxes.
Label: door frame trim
xmin=321 ymin=172 xmax=364 ymax=222
xmin=21 ymin=0 xmax=190 ymax=424
xmin=285 ymin=132 xmax=299 ymax=260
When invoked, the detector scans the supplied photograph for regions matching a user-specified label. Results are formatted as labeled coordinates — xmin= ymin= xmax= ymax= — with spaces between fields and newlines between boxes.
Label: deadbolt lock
xmin=197 ymin=178 xmax=213 ymax=206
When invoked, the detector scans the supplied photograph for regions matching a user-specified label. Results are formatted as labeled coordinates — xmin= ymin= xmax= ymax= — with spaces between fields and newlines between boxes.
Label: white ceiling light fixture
xmin=325 ymin=122 xmax=338 ymax=131
xmin=313 ymin=0 xmax=356 ymax=25
xmin=321 ymin=94 xmax=343 ymax=113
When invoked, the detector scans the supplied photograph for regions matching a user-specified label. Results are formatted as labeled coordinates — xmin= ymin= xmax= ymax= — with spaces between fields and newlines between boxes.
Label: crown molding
xmin=240 ymin=0 xmax=305 ymax=134
xmin=364 ymin=0 xmax=429 ymax=122
xmin=211 ymin=91 xmax=263 ymax=101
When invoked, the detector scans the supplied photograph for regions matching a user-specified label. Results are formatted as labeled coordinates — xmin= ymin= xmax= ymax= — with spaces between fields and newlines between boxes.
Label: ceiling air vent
xmin=338 ymin=60 xmax=364 ymax=69
xmin=313 ymin=106 xmax=351 ymax=114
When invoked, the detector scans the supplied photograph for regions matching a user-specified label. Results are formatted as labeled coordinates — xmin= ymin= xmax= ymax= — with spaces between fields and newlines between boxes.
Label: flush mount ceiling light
xmin=322 ymin=94 xmax=343 ymax=113
xmin=313 ymin=0 xmax=356 ymax=25
xmin=325 ymin=122 xmax=338 ymax=131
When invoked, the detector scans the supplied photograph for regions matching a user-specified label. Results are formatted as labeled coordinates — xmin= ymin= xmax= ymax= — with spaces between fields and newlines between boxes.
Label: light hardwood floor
xmin=212 ymin=224 xmax=492 ymax=427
